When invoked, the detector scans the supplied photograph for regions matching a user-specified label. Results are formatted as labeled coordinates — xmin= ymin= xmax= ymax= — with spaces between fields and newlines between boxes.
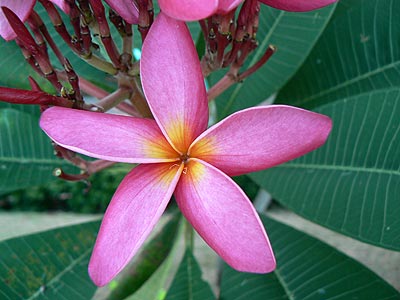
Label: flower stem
xmin=96 ymin=87 xmax=130 ymax=111
xmin=184 ymin=218 xmax=194 ymax=251
xmin=207 ymin=45 xmax=276 ymax=102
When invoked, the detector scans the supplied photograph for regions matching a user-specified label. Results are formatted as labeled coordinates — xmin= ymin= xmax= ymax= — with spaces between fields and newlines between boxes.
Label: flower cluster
xmin=0 ymin=0 xmax=334 ymax=287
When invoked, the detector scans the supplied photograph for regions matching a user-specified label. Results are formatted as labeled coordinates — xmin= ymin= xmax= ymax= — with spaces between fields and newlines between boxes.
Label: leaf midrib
xmin=0 ymin=157 xmax=64 ymax=164
xmin=27 ymin=247 xmax=92 ymax=300
xmin=273 ymin=162 xmax=399 ymax=176
xmin=293 ymin=60 xmax=400 ymax=105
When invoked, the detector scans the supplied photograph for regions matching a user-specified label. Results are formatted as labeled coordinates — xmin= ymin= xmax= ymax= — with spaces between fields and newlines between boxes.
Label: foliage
xmin=0 ymin=0 xmax=399 ymax=299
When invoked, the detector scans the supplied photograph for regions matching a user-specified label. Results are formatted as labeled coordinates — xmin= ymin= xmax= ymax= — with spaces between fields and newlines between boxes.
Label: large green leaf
xmin=0 ymin=108 xmax=73 ymax=195
xmin=105 ymin=213 xmax=181 ymax=300
xmin=165 ymin=249 xmax=215 ymax=300
xmin=0 ymin=220 xmax=100 ymax=300
xmin=277 ymin=0 xmax=400 ymax=109
xmin=250 ymin=89 xmax=400 ymax=250
xmin=213 ymin=3 xmax=336 ymax=119
xmin=125 ymin=216 xmax=185 ymax=300
xmin=219 ymin=216 xmax=400 ymax=300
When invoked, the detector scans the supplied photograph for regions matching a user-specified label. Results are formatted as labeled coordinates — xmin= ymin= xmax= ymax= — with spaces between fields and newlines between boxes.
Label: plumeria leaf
xmin=219 ymin=215 xmax=400 ymax=300
xmin=0 ymin=219 xmax=100 ymax=300
xmin=105 ymin=212 xmax=181 ymax=300
xmin=123 ymin=216 xmax=185 ymax=300
xmin=0 ymin=40 xmax=53 ymax=92
xmin=0 ymin=108 xmax=75 ymax=195
xmin=276 ymin=0 xmax=400 ymax=108
xmin=165 ymin=248 xmax=215 ymax=300
xmin=211 ymin=3 xmax=336 ymax=119
xmin=250 ymin=89 xmax=400 ymax=250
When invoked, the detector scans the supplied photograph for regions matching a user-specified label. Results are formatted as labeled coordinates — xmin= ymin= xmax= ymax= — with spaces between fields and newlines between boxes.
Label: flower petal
xmin=190 ymin=105 xmax=332 ymax=176
xmin=175 ymin=159 xmax=275 ymax=273
xmin=50 ymin=0 xmax=70 ymax=14
xmin=141 ymin=12 xmax=208 ymax=154
xmin=89 ymin=162 xmax=183 ymax=286
xmin=104 ymin=0 xmax=139 ymax=24
xmin=40 ymin=107 xmax=178 ymax=163
xmin=0 ymin=0 xmax=36 ymax=40
xmin=260 ymin=0 xmax=337 ymax=12
xmin=217 ymin=0 xmax=243 ymax=14
xmin=158 ymin=0 xmax=218 ymax=21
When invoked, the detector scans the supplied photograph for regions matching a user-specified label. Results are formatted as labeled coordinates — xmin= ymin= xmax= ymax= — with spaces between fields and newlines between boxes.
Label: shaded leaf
xmin=0 ymin=219 xmax=100 ymax=300
xmin=0 ymin=108 xmax=74 ymax=195
xmin=219 ymin=215 xmax=400 ymax=300
xmin=250 ymin=89 xmax=400 ymax=250
xmin=277 ymin=0 xmax=400 ymax=108
xmin=106 ymin=212 xmax=181 ymax=300
xmin=165 ymin=249 xmax=214 ymax=300
xmin=124 ymin=215 xmax=185 ymax=300
xmin=212 ymin=4 xmax=336 ymax=118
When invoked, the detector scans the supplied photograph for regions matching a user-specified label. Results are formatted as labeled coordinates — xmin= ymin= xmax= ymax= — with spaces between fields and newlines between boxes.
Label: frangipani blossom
xmin=0 ymin=0 xmax=36 ymax=40
xmin=158 ymin=0 xmax=243 ymax=21
xmin=259 ymin=0 xmax=337 ymax=12
xmin=159 ymin=0 xmax=337 ymax=21
xmin=0 ymin=0 xmax=69 ymax=40
xmin=103 ymin=0 xmax=139 ymax=24
xmin=40 ymin=13 xmax=332 ymax=286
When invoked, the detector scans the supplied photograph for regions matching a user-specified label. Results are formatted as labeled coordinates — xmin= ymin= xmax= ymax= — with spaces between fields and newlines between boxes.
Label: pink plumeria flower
xmin=40 ymin=12 xmax=332 ymax=286
xmin=159 ymin=0 xmax=337 ymax=21
xmin=103 ymin=0 xmax=139 ymax=24
xmin=0 ymin=0 xmax=36 ymax=40
xmin=0 ymin=0 xmax=69 ymax=41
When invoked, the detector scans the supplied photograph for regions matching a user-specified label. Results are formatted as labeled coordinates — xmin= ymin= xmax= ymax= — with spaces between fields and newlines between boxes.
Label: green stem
xmin=184 ymin=218 xmax=195 ymax=251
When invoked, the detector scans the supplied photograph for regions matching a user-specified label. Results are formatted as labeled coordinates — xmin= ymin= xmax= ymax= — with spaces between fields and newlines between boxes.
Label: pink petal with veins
xmin=0 ymin=0 xmax=36 ymax=40
xmin=104 ymin=0 xmax=139 ymax=24
xmin=40 ymin=107 xmax=178 ymax=163
xmin=141 ymin=12 xmax=208 ymax=154
xmin=50 ymin=0 xmax=70 ymax=14
xmin=175 ymin=159 xmax=275 ymax=273
xmin=158 ymin=0 xmax=218 ymax=21
xmin=217 ymin=0 xmax=243 ymax=14
xmin=260 ymin=0 xmax=337 ymax=12
xmin=89 ymin=163 xmax=183 ymax=286
xmin=190 ymin=105 xmax=332 ymax=176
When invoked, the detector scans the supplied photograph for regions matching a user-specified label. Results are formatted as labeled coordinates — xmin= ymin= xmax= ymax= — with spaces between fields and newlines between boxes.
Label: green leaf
xmin=249 ymin=89 xmax=400 ymax=250
xmin=276 ymin=0 xmax=400 ymax=109
xmin=0 ymin=108 xmax=73 ymax=195
xmin=213 ymin=4 xmax=336 ymax=119
xmin=219 ymin=216 xmax=400 ymax=300
xmin=165 ymin=249 xmax=214 ymax=300
xmin=0 ymin=220 xmax=100 ymax=300
xmin=124 ymin=216 xmax=185 ymax=300
xmin=106 ymin=213 xmax=181 ymax=300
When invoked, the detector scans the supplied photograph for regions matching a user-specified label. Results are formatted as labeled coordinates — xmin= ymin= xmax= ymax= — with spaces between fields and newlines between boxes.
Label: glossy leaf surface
xmin=250 ymin=89 xmax=400 ymax=250
xmin=0 ymin=108 xmax=74 ymax=195
xmin=277 ymin=0 xmax=400 ymax=108
xmin=219 ymin=216 xmax=400 ymax=299
xmin=165 ymin=249 xmax=215 ymax=300
xmin=0 ymin=220 xmax=100 ymax=300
